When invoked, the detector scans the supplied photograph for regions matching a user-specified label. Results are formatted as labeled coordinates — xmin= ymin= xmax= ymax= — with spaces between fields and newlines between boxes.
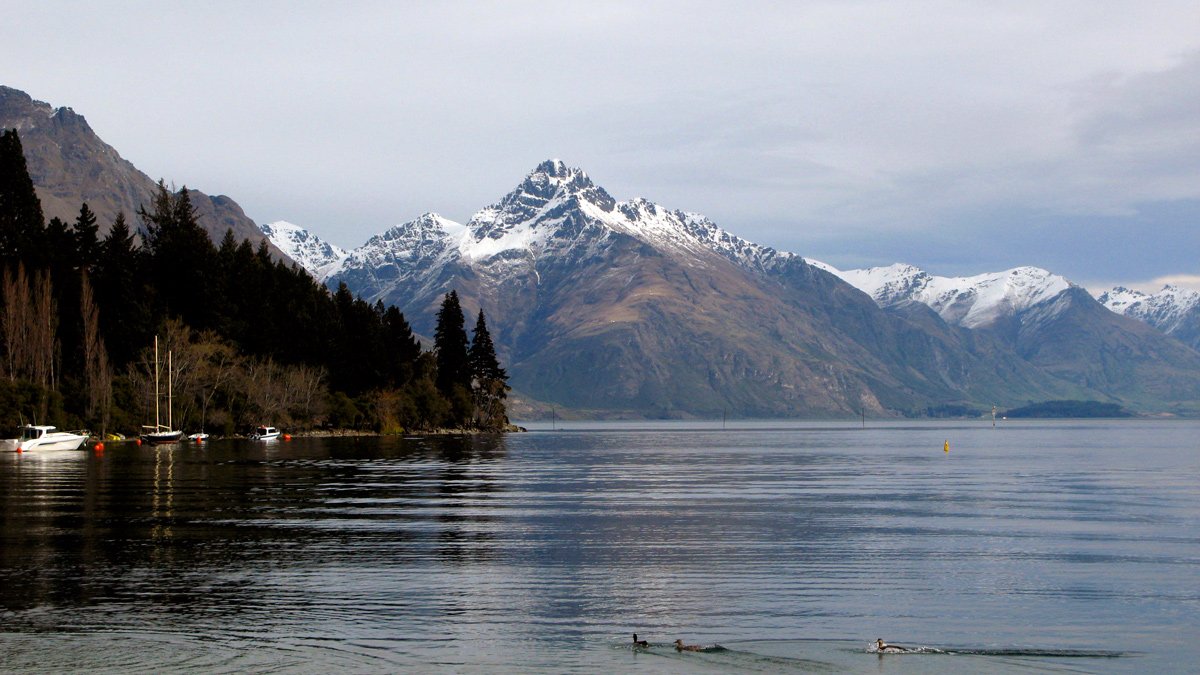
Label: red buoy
xmin=283 ymin=434 xmax=292 ymax=441
xmin=135 ymin=438 xmax=143 ymax=446
xmin=95 ymin=442 xmax=105 ymax=452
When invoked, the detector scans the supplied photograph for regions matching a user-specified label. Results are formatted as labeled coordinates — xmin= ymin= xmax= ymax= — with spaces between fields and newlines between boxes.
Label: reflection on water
xmin=1 ymin=421 xmax=1197 ymax=673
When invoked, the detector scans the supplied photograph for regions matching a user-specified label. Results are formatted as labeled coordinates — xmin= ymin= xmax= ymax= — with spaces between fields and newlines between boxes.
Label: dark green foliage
xmin=0 ymin=380 xmax=69 ymax=431
xmin=1004 ymin=400 xmax=1132 ymax=418
xmin=0 ymin=130 xmax=45 ymax=264
xmin=0 ymin=130 xmax=506 ymax=431
xmin=922 ymin=403 xmax=982 ymax=418
xmin=469 ymin=309 xmax=506 ymax=383
xmin=139 ymin=182 xmax=216 ymax=329
xmin=470 ymin=309 xmax=510 ymax=428
xmin=434 ymin=290 xmax=471 ymax=396
xmin=383 ymin=305 xmax=421 ymax=386
xmin=93 ymin=212 xmax=151 ymax=367
xmin=73 ymin=203 xmax=99 ymax=263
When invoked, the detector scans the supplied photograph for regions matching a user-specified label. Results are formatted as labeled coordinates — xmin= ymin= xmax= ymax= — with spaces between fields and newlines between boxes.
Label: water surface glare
xmin=1 ymin=419 xmax=1197 ymax=672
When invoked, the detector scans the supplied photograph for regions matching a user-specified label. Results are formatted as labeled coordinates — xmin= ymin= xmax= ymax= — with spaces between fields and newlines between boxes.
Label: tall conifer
xmin=0 ymin=129 xmax=45 ymax=263
xmin=73 ymin=203 xmax=99 ymax=264
xmin=434 ymin=290 xmax=471 ymax=396
xmin=469 ymin=309 xmax=506 ymax=383
xmin=469 ymin=309 xmax=509 ymax=429
xmin=139 ymin=183 xmax=215 ymax=328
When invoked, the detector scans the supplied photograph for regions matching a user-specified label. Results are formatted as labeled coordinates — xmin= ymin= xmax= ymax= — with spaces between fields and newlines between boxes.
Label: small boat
xmin=188 ymin=432 xmax=210 ymax=442
xmin=16 ymin=425 xmax=87 ymax=452
xmin=140 ymin=336 xmax=182 ymax=445
xmin=251 ymin=426 xmax=280 ymax=441
xmin=141 ymin=429 xmax=183 ymax=445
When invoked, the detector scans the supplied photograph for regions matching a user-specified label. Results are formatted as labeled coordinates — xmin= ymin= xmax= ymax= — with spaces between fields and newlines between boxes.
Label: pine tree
xmin=0 ymin=129 xmax=45 ymax=264
xmin=72 ymin=203 xmax=100 ymax=265
xmin=383 ymin=306 xmax=421 ymax=386
xmin=469 ymin=309 xmax=506 ymax=383
xmin=139 ymin=183 xmax=215 ymax=328
xmin=434 ymin=291 xmax=471 ymax=396
xmin=44 ymin=216 xmax=84 ymax=380
xmin=94 ymin=212 xmax=149 ymax=367
xmin=469 ymin=309 xmax=509 ymax=429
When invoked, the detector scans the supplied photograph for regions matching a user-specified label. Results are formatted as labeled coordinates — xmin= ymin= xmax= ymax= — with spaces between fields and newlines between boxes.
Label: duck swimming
xmin=875 ymin=638 xmax=910 ymax=653
xmin=674 ymin=639 xmax=703 ymax=652
xmin=632 ymin=633 xmax=649 ymax=648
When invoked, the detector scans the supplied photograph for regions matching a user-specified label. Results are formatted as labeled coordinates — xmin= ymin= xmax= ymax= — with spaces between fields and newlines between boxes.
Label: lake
xmin=1 ymin=419 xmax=1197 ymax=673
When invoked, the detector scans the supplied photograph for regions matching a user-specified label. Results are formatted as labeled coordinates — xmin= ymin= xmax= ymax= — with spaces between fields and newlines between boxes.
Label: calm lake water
xmin=1 ymin=419 xmax=1197 ymax=673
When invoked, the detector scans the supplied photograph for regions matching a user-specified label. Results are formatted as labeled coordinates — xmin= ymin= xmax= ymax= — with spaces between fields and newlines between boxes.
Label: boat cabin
xmin=19 ymin=425 xmax=57 ymax=442
xmin=253 ymin=426 xmax=280 ymax=439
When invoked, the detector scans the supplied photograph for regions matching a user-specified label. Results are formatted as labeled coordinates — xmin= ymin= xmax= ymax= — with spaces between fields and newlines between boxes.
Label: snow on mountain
xmin=323 ymin=159 xmax=802 ymax=298
xmin=324 ymin=213 xmax=469 ymax=302
xmin=260 ymin=221 xmax=347 ymax=280
xmin=812 ymin=261 xmax=1075 ymax=329
xmin=1098 ymin=285 xmax=1200 ymax=334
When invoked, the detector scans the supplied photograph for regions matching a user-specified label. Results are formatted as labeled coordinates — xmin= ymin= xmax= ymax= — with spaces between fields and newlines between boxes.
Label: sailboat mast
xmin=154 ymin=336 xmax=161 ymax=431
xmin=168 ymin=349 xmax=173 ymax=431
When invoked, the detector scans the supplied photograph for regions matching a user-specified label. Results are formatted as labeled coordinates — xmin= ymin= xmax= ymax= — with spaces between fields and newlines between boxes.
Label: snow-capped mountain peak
xmin=812 ymin=261 xmax=1075 ymax=328
xmin=1096 ymin=286 xmax=1145 ymax=313
xmin=259 ymin=221 xmax=347 ymax=281
xmin=264 ymin=161 xmax=816 ymax=296
xmin=1099 ymin=284 xmax=1200 ymax=334
xmin=468 ymin=159 xmax=617 ymax=244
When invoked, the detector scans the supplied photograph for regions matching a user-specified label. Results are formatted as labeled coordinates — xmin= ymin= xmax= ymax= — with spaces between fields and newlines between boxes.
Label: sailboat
xmin=141 ymin=336 xmax=183 ymax=444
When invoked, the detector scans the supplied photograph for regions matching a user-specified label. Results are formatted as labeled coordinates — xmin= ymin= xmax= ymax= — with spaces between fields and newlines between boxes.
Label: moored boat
xmin=251 ymin=426 xmax=280 ymax=440
xmin=16 ymin=425 xmax=87 ymax=452
xmin=142 ymin=429 xmax=184 ymax=444
xmin=140 ymin=336 xmax=182 ymax=445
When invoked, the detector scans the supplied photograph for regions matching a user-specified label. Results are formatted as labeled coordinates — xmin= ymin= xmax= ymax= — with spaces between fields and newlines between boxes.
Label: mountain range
xmin=0 ymin=85 xmax=281 ymax=257
xmin=1098 ymin=285 xmax=1200 ymax=351
xmin=265 ymin=160 xmax=1200 ymax=417
xmin=5 ymin=84 xmax=1198 ymax=417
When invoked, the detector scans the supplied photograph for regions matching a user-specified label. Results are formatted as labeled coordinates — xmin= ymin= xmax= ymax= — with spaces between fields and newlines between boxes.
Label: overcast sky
xmin=4 ymin=1 xmax=1198 ymax=291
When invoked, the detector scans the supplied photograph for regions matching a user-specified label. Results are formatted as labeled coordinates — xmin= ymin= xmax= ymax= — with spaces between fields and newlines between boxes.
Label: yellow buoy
xmin=944 ymin=440 xmax=949 ymax=453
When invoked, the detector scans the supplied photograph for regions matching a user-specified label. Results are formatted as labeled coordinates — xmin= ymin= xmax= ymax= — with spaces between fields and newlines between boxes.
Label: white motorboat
xmin=251 ymin=426 xmax=280 ymax=441
xmin=188 ymin=432 xmax=210 ymax=442
xmin=16 ymin=425 xmax=87 ymax=452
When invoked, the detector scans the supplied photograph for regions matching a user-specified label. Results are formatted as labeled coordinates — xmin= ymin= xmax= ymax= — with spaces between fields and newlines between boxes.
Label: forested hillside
xmin=0 ymin=129 xmax=509 ymax=436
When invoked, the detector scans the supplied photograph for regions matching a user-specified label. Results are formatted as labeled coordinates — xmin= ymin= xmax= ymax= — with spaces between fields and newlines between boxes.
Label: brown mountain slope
xmin=336 ymin=162 xmax=1096 ymax=417
xmin=0 ymin=85 xmax=281 ymax=256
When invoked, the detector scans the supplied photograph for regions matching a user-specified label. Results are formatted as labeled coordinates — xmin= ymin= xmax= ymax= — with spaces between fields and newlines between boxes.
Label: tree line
xmin=0 ymin=128 xmax=509 ymax=436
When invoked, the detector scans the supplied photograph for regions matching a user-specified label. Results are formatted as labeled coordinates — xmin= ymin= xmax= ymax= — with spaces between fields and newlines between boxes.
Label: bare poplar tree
xmin=1 ymin=263 xmax=32 ymax=381
xmin=80 ymin=272 xmax=113 ymax=430
xmin=287 ymin=364 xmax=327 ymax=428
xmin=30 ymin=270 xmax=57 ymax=402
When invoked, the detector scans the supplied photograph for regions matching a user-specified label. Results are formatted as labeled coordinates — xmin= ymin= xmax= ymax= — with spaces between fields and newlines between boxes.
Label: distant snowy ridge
xmin=1098 ymin=285 xmax=1200 ymax=334
xmin=263 ymin=161 xmax=1128 ymax=340
xmin=452 ymin=159 xmax=791 ymax=269
xmin=809 ymin=260 xmax=1075 ymax=329
xmin=269 ymin=160 xmax=804 ymax=302
xmin=260 ymin=221 xmax=347 ymax=280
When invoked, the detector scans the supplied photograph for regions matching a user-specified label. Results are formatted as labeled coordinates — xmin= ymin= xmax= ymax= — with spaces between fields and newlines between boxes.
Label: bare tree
xmin=1 ymin=263 xmax=32 ymax=382
xmin=193 ymin=331 xmax=240 ymax=434
xmin=287 ymin=364 xmax=327 ymax=428
xmin=80 ymin=272 xmax=113 ymax=431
